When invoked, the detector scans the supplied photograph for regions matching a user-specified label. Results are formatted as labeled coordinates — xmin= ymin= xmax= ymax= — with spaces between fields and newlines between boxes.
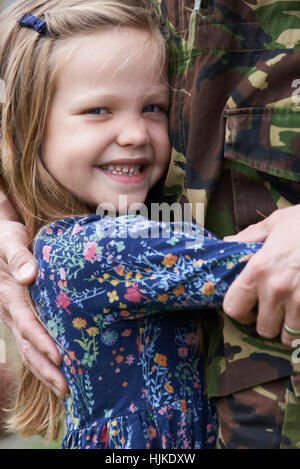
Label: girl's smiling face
xmin=43 ymin=27 xmax=170 ymax=212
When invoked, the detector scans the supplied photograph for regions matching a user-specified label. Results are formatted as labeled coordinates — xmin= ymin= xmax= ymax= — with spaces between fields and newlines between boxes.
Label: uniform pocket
xmin=224 ymin=107 xmax=300 ymax=230
xmin=225 ymin=107 xmax=300 ymax=181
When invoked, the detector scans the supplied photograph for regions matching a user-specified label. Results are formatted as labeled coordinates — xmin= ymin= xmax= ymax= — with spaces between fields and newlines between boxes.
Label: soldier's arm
xmin=0 ymin=189 xmax=68 ymax=398
xmin=223 ymin=205 xmax=300 ymax=346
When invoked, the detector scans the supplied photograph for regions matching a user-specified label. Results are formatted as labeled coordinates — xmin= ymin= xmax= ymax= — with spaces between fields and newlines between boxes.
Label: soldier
xmin=0 ymin=0 xmax=300 ymax=449
xmin=156 ymin=0 xmax=300 ymax=448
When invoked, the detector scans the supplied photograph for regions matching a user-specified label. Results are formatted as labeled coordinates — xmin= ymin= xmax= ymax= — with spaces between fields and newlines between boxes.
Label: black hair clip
xmin=19 ymin=13 xmax=49 ymax=37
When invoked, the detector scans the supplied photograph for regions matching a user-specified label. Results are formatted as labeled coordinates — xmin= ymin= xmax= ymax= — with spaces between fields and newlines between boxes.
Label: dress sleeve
xmin=30 ymin=215 xmax=262 ymax=320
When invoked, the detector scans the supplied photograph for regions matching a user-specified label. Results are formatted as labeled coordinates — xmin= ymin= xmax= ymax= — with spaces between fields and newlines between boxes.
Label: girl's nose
xmin=116 ymin=115 xmax=150 ymax=148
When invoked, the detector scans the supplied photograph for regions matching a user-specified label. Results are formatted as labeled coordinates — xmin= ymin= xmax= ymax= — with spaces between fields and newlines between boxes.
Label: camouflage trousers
xmin=214 ymin=377 xmax=300 ymax=449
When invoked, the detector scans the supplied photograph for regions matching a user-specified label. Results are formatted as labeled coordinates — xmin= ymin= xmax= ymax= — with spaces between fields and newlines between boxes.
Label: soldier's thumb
xmin=9 ymin=248 xmax=37 ymax=284
xmin=0 ymin=223 xmax=37 ymax=284
xmin=13 ymin=259 xmax=37 ymax=284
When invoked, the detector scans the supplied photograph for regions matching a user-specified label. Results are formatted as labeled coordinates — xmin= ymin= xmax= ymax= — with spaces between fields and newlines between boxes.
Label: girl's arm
xmin=30 ymin=215 xmax=262 ymax=321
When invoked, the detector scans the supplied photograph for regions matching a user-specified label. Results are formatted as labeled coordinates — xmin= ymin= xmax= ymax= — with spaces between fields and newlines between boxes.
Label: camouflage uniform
xmin=155 ymin=0 xmax=300 ymax=449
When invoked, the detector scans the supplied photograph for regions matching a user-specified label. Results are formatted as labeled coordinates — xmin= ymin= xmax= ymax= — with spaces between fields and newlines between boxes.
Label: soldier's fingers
xmin=9 ymin=297 xmax=62 ymax=366
xmin=13 ymin=330 xmax=68 ymax=398
xmin=223 ymin=264 xmax=258 ymax=324
xmin=253 ymin=265 xmax=300 ymax=341
xmin=223 ymin=219 xmax=269 ymax=244
xmin=0 ymin=271 xmax=62 ymax=366
xmin=280 ymin=298 xmax=300 ymax=347
xmin=255 ymin=301 xmax=284 ymax=339
xmin=281 ymin=326 xmax=300 ymax=348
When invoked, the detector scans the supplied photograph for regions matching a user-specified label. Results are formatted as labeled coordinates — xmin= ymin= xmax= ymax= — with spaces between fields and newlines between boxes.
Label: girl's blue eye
xmin=143 ymin=105 xmax=161 ymax=113
xmin=87 ymin=108 xmax=108 ymax=115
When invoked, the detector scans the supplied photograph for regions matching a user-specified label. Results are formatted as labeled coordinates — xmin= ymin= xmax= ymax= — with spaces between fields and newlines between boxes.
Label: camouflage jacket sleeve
xmin=155 ymin=0 xmax=300 ymax=397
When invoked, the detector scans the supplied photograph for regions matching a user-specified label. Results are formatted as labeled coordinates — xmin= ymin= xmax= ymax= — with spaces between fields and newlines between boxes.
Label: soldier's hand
xmin=0 ymin=219 xmax=69 ymax=398
xmin=222 ymin=206 xmax=300 ymax=346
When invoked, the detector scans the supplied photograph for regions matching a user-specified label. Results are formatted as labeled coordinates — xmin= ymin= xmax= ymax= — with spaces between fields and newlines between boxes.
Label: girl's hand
xmin=0 ymin=220 xmax=68 ymax=398
xmin=223 ymin=206 xmax=300 ymax=346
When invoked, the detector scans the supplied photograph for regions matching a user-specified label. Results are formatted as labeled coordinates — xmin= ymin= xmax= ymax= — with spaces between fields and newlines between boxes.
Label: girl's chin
xmin=95 ymin=196 xmax=148 ymax=216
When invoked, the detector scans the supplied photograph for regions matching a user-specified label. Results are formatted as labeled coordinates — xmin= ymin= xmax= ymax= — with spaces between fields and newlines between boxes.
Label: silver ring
xmin=283 ymin=324 xmax=300 ymax=336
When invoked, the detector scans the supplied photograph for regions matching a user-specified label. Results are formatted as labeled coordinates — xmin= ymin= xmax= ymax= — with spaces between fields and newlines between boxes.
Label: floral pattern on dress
xmin=29 ymin=215 xmax=261 ymax=449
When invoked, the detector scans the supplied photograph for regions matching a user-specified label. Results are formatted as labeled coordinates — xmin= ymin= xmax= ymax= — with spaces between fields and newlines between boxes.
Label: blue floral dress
xmin=29 ymin=214 xmax=261 ymax=449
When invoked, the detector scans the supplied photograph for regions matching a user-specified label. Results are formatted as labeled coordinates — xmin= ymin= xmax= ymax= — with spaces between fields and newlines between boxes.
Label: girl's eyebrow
xmin=70 ymin=85 xmax=169 ymax=109
xmin=71 ymin=92 xmax=123 ymax=106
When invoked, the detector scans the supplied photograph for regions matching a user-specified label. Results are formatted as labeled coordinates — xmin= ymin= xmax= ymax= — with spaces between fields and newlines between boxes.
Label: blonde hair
xmin=0 ymin=0 xmax=166 ymax=441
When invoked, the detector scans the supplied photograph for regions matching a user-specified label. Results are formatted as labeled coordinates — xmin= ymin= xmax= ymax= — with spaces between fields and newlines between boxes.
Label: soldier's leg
xmin=215 ymin=377 xmax=300 ymax=449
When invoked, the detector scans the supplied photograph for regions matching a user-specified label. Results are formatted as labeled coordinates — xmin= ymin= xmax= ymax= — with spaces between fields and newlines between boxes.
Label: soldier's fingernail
xmin=50 ymin=353 xmax=62 ymax=366
xmin=17 ymin=263 xmax=36 ymax=281
xmin=223 ymin=236 xmax=235 ymax=242
xmin=52 ymin=386 xmax=63 ymax=398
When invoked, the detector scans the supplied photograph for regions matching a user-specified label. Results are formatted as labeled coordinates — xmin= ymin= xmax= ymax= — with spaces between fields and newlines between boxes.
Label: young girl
xmin=0 ymin=0 xmax=262 ymax=449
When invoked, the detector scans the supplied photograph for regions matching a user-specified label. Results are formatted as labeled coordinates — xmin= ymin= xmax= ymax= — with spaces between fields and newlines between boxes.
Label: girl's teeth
xmin=102 ymin=165 xmax=141 ymax=175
